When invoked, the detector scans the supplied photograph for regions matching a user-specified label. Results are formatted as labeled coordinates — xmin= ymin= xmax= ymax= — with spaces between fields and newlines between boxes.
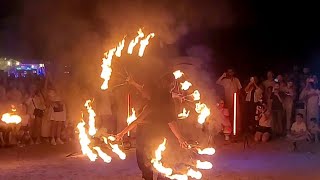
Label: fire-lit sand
xmin=1 ymin=138 xmax=320 ymax=180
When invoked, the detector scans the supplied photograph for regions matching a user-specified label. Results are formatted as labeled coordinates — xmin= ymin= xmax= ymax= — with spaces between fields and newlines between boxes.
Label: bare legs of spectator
xmin=50 ymin=121 xmax=64 ymax=145
xmin=32 ymin=117 xmax=42 ymax=144
xmin=0 ymin=132 xmax=5 ymax=147
xmin=254 ymin=132 xmax=271 ymax=142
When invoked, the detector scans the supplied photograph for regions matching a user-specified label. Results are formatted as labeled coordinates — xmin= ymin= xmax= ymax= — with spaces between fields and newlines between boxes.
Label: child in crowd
xmin=217 ymin=99 xmax=232 ymax=141
xmin=287 ymin=113 xmax=310 ymax=151
xmin=254 ymin=102 xmax=272 ymax=142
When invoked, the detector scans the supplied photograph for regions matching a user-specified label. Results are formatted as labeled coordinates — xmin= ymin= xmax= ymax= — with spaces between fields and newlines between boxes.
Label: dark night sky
xmin=1 ymin=0 xmax=320 ymax=79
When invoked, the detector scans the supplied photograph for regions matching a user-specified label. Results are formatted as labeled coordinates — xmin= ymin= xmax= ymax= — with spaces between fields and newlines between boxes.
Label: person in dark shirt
xmin=270 ymin=82 xmax=285 ymax=136
xmin=116 ymin=73 xmax=188 ymax=180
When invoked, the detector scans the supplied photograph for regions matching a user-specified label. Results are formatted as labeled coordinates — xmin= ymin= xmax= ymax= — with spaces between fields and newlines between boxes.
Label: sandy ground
xmin=1 ymin=138 xmax=320 ymax=180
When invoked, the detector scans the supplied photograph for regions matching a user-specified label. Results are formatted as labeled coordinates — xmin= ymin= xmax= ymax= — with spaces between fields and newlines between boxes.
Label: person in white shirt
xmin=216 ymin=69 xmax=242 ymax=109
xmin=299 ymin=78 xmax=319 ymax=126
xmin=254 ymin=103 xmax=272 ymax=142
xmin=287 ymin=113 xmax=310 ymax=151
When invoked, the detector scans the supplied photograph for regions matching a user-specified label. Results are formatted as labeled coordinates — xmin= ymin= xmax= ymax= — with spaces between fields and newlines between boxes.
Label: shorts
xmin=256 ymin=126 xmax=272 ymax=134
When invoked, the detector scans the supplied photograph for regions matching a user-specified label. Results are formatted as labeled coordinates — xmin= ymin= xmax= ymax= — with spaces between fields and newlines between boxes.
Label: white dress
xmin=299 ymin=88 xmax=320 ymax=125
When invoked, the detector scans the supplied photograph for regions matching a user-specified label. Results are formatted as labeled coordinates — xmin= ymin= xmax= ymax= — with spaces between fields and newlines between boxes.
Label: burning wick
xmin=77 ymin=121 xmax=97 ymax=161
xmin=197 ymin=148 xmax=216 ymax=155
xmin=127 ymin=108 xmax=137 ymax=136
xmin=84 ymin=100 xmax=97 ymax=136
xmin=127 ymin=28 xmax=144 ymax=54
xmin=138 ymin=33 xmax=155 ymax=57
xmin=173 ymin=70 xmax=184 ymax=79
xmin=195 ymin=102 xmax=210 ymax=124
xmin=115 ymin=37 xmax=126 ymax=57
xmin=196 ymin=160 xmax=213 ymax=170
xmin=180 ymin=81 xmax=192 ymax=90
xmin=178 ymin=108 xmax=190 ymax=119
xmin=101 ymin=48 xmax=116 ymax=90
xmin=93 ymin=147 xmax=112 ymax=163
xmin=192 ymin=90 xmax=201 ymax=101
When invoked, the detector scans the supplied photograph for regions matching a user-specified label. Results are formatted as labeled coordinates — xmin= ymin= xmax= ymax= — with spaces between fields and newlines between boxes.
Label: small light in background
xmin=39 ymin=64 xmax=45 ymax=67
xmin=7 ymin=61 xmax=11 ymax=66
xmin=31 ymin=65 xmax=35 ymax=69
xmin=16 ymin=62 xmax=20 ymax=66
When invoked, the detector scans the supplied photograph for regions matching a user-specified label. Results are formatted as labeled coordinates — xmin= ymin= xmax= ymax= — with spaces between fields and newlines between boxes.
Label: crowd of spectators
xmin=215 ymin=66 xmax=320 ymax=147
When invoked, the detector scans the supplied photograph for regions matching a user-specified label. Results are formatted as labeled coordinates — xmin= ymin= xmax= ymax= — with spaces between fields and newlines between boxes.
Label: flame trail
xmin=93 ymin=147 xmax=112 ymax=163
xmin=127 ymin=28 xmax=144 ymax=54
xmin=138 ymin=33 xmax=155 ymax=57
xmin=101 ymin=48 xmax=116 ymax=90
xmin=1 ymin=113 xmax=21 ymax=124
xmin=102 ymin=137 xmax=126 ymax=160
xmin=151 ymin=138 xmax=173 ymax=176
xmin=84 ymin=100 xmax=97 ymax=136
xmin=115 ymin=37 xmax=125 ymax=57
xmin=186 ymin=169 xmax=202 ymax=179
xmin=77 ymin=121 xmax=97 ymax=161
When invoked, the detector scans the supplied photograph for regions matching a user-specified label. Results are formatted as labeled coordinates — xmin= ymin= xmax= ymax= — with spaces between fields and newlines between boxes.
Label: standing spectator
xmin=275 ymin=74 xmax=286 ymax=92
xmin=262 ymin=71 xmax=275 ymax=90
xmin=244 ymin=76 xmax=263 ymax=131
xmin=26 ymin=90 xmax=46 ymax=144
xmin=216 ymin=68 xmax=242 ymax=109
xmin=283 ymin=80 xmax=296 ymax=133
xmin=270 ymin=82 xmax=285 ymax=136
xmin=299 ymin=78 xmax=319 ymax=126
xmin=48 ymin=90 xmax=66 ymax=145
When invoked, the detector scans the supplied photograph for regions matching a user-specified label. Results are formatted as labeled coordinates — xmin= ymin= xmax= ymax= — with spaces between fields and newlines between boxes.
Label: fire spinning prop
xmin=76 ymin=28 xmax=216 ymax=180
xmin=1 ymin=106 xmax=22 ymax=124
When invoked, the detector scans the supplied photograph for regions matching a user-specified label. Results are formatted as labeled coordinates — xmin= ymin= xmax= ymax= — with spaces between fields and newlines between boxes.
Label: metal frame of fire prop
xmin=70 ymin=28 xmax=224 ymax=180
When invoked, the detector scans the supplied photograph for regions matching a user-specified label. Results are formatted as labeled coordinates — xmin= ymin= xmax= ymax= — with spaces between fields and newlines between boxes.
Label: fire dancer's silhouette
xmin=116 ymin=69 xmax=188 ymax=180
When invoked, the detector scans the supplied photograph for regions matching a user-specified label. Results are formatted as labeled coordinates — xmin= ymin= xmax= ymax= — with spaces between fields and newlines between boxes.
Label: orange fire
xmin=101 ymin=47 xmax=116 ymax=90
xmin=127 ymin=108 xmax=137 ymax=125
xmin=102 ymin=136 xmax=126 ymax=160
xmin=151 ymin=138 xmax=173 ymax=176
xmin=1 ymin=106 xmax=22 ymax=124
xmin=196 ymin=160 xmax=213 ymax=170
xmin=173 ymin=70 xmax=184 ymax=79
xmin=115 ymin=37 xmax=125 ymax=57
xmin=192 ymin=90 xmax=201 ymax=101
xmin=197 ymin=148 xmax=216 ymax=155
xmin=138 ymin=33 xmax=155 ymax=57
xmin=77 ymin=121 xmax=97 ymax=161
xmin=93 ymin=146 xmax=112 ymax=163
xmin=178 ymin=108 xmax=190 ymax=119
xmin=180 ymin=81 xmax=192 ymax=90
xmin=187 ymin=169 xmax=202 ymax=179
xmin=195 ymin=102 xmax=210 ymax=124
xmin=127 ymin=28 xmax=145 ymax=54
xmin=84 ymin=100 xmax=97 ymax=136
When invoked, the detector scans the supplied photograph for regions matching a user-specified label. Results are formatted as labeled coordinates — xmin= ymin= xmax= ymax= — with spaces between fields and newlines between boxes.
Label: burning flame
xmin=84 ymin=100 xmax=97 ymax=136
xmin=127 ymin=28 xmax=145 ymax=54
xmin=187 ymin=169 xmax=202 ymax=179
xmin=151 ymin=138 xmax=173 ymax=176
xmin=1 ymin=106 xmax=22 ymax=124
xmin=197 ymin=148 xmax=216 ymax=155
xmin=1 ymin=113 xmax=21 ymax=124
xmin=178 ymin=108 xmax=190 ymax=119
xmin=195 ymin=102 xmax=210 ymax=124
xmin=115 ymin=37 xmax=125 ymax=57
xmin=127 ymin=108 xmax=137 ymax=125
xmin=167 ymin=174 xmax=188 ymax=180
xmin=138 ymin=33 xmax=155 ymax=57
xmin=93 ymin=147 xmax=112 ymax=163
xmin=192 ymin=90 xmax=201 ymax=101
xmin=109 ymin=143 xmax=126 ymax=160
xmin=173 ymin=70 xmax=184 ymax=79
xmin=77 ymin=121 xmax=97 ymax=161
xmin=101 ymin=48 xmax=116 ymax=90
xmin=196 ymin=160 xmax=213 ymax=170
xmin=180 ymin=81 xmax=192 ymax=90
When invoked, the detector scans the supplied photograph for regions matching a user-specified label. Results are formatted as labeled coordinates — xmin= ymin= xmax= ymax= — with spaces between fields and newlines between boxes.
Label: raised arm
xmin=216 ymin=73 xmax=226 ymax=85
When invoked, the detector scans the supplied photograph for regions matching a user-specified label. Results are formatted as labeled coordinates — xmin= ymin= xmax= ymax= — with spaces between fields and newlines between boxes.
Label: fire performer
xmin=116 ymin=70 xmax=188 ymax=180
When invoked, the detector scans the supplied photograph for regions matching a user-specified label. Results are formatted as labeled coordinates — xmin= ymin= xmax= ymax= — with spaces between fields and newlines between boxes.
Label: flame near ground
xmin=76 ymin=29 xmax=215 ymax=180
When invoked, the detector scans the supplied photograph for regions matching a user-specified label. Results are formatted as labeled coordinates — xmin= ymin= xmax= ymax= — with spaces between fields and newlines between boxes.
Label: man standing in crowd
xmin=216 ymin=69 xmax=242 ymax=110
